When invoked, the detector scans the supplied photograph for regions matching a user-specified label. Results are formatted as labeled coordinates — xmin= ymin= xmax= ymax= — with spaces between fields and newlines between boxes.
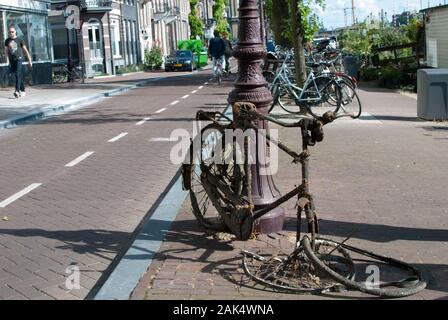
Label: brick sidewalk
xmin=132 ymin=87 xmax=448 ymax=300
xmin=0 ymin=70 xmax=197 ymax=125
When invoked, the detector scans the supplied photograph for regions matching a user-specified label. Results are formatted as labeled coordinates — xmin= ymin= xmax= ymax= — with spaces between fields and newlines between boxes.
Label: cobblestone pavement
xmin=132 ymin=86 xmax=448 ymax=300
xmin=0 ymin=69 xmax=230 ymax=299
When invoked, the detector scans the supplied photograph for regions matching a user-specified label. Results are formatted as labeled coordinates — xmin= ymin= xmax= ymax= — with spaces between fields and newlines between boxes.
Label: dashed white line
xmin=65 ymin=151 xmax=95 ymax=167
xmin=181 ymin=95 xmax=189 ymax=99
xmin=198 ymin=85 xmax=204 ymax=89
xmin=204 ymin=82 xmax=208 ymax=85
xmin=0 ymin=183 xmax=42 ymax=208
xmin=191 ymin=90 xmax=198 ymax=94
xmin=108 ymin=132 xmax=128 ymax=142
xmin=136 ymin=117 xmax=151 ymax=125
xmin=170 ymin=100 xmax=180 ymax=106
xmin=149 ymin=137 xmax=178 ymax=142
xmin=155 ymin=107 xmax=167 ymax=114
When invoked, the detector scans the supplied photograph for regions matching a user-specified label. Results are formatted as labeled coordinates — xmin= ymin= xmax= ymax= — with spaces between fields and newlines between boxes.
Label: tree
xmin=266 ymin=0 xmax=290 ymax=47
xmin=213 ymin=0 xmax=230 ymax=34
xmin=189 ymin=0 xmax=204 ymax=39
xmin=266 ymin=0 xmax=325 ymax=85
xmin=290 ymin=1 xmax=325 ymax=85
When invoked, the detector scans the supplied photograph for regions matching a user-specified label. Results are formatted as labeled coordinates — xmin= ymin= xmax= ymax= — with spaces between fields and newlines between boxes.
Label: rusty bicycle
xmin=181 ymin=102 xmax=427 ymax=297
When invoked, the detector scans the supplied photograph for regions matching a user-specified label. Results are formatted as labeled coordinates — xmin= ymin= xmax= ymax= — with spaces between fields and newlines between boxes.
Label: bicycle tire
xmin=338 ymin=81 xmax=362 ymax=119
xmin=53 ymin=73 xmax=67 ymax=84
xmin=302 ymin=236 xmax=427 ymax=298
xmin=306 ymin=79 xmax=342 ymax=118
xmin=188 ymin=123 xmax=245 ymax=232
xmin=268 ymin=83 xmax=281 ymax=113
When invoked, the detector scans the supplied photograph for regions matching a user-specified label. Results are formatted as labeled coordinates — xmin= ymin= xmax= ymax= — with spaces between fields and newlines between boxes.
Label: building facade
xmin=0 ymin=0 xmax=53 ymax=86
xmin=50 ymin=0 xmax=140 ymax=77
xmin=149 ymin=0 xmax=190 ymax=56
xmin=228 ymin=0 xmax=238 ymax=40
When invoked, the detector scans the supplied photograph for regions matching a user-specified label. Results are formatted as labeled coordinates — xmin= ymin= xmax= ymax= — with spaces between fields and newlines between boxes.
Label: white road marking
xmin=65 ymin=151 xmax=95 ymax=167
xmin=170 ymin=100 xmax=179 ymax=106
xmin=155 ymin=107 xmax=167 ymax=114
xmin=149 ymin=137 xmax=178 ymax=142
xmin=198 ymin=86 xmax=204 ymax=89
xmin=108 ymin=132 xmax=128 ymax=142
xmin=181 ymin=95 xmax=189 ymax=99
xmin=191 ymin=90 xmax=198 ymax=94
xmin=0 ymin=183 xmax=42 ymax=208
xmin=334 ymin=112 xmax=383 ymax=125
xmin=204 ymin=82 xmax=208 ymax=85
xmin=136 ymin=117 xmax=151 ymax=125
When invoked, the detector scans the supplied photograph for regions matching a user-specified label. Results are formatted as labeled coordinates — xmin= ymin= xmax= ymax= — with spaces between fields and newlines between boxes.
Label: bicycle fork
xmin=296 ymin=129 xmax=319 ymax=251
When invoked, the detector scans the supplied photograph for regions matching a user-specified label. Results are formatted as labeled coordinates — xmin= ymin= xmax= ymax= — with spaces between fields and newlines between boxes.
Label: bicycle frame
xmin=190 ymin=107 xmax=334 ymax=244
xmin=270 ymin=61 xmax=330 ymax=106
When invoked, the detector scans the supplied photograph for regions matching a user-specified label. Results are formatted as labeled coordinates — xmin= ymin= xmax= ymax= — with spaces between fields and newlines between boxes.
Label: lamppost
xmin=228 ymin=0 xmax=285 ymax=234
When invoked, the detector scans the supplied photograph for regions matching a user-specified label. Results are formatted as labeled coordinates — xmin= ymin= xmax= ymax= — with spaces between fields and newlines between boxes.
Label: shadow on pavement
xmin=0 ymin=228 xmax=129 ymax=262
xmin=283 ymin=217 xmax=448 ymax=243
xmin=370 ymin=115 xmax=423 ymax=122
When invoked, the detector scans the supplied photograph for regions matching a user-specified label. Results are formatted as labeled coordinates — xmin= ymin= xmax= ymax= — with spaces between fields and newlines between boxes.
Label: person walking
xmin=4 ymin=26 xmax=32 ymax=98
xmin=208 ymin=30 xmax=226 ymax=78
xmin=222 ymin=32 xmax=233 ymax=74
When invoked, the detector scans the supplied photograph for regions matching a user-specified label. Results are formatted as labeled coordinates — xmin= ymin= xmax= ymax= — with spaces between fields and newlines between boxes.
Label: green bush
xmin=144 ymin=46 xmax=163 ymax=71
xmin=379 ymin=64 xmax=403 ymax=88
xmin=360 ymin=68 xmax=380 ymax=81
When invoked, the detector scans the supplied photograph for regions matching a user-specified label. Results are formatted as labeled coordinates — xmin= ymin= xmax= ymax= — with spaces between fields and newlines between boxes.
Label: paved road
xmin=0 ymin=70 xmax=230 ymax=299
xmin=132 ymin=86 xmax=448 ymax=300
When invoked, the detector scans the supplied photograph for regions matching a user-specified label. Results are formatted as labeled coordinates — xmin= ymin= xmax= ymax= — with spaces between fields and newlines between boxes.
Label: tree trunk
xmin=290 ymin=0 xmax=307 ymax=87
xmin=271 ymin=0 xmax=290 ymax=47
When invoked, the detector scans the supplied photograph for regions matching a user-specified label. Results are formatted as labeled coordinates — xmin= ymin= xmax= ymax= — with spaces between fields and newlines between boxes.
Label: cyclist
xmin=208 ymin=30 xmax=226 ymax=79
xmin=222 ymin=32 xmax=233 ymax=74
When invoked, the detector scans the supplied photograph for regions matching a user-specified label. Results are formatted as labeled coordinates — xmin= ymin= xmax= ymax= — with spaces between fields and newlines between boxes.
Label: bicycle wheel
xmin=52 ymin=72 xmax=66 ymax=84
xmin=242 ymin=238 xmax=355 ymax=293
xmin=277 ymin=88 xmax=302 ymax=113
xmin=187 ymin=123 xmax=246 ymax=232
xmin=305 ymin=78 xmax=342 ymax=118
xmin=337 ymin=81 xmax=362 ymax=119
xmin=268 ymin=82 xmax=282 ymax=113
xmin=217 ymin=70 xmax=222 ymax=85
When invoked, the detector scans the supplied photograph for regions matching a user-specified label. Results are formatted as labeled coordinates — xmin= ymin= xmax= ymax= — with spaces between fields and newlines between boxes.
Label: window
xmin=29 ymin=14 xmax=50 ymax=61
xmin=0 ymin=12 xmax=6 ymax=63
xmin=6 ymin=11 xmax=29 ymax=48
xmin=5 ymin=11 xmax=51 ymax=62
xmin=51 ymin=27 xmax=68 ymax=60
xmin=110 ymin=20 xmax=121 ymax=58
xmin=88 ymin=21 xmax=102 ymax=59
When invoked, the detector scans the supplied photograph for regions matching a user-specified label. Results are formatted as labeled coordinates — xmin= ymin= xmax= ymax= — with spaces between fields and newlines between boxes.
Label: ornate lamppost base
xmin=228 ymin=0 xmax=285 ymax=235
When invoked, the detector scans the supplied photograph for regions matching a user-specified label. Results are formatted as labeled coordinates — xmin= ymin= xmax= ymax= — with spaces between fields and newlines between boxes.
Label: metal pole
xmin=228 ymin=0 xmax=285 ymax=234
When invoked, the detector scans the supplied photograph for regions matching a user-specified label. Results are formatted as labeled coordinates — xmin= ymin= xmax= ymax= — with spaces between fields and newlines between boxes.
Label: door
xmin=87 ymin=21 xmax=104 ymax=75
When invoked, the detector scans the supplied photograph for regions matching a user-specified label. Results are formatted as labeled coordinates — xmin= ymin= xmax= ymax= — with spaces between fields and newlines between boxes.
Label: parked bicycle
xmin=52 ymin=64 xmax=85 ymax=84
xmin=264 ymin=51 xmax=362 ymax=118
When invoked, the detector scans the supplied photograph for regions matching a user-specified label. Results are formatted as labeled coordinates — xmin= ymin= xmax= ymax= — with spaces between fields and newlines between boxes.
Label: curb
xmin=90 ymin=104 xmax=232 ymax=300
xmin=0 ymin=72 xmax=198 ymax=131
xmin=92 ymin=169 xmax=188 ymax=300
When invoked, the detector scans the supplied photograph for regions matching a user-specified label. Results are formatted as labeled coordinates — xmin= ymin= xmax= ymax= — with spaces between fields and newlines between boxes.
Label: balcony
xmin=80 ymin=0 xmax=113 ymax=12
